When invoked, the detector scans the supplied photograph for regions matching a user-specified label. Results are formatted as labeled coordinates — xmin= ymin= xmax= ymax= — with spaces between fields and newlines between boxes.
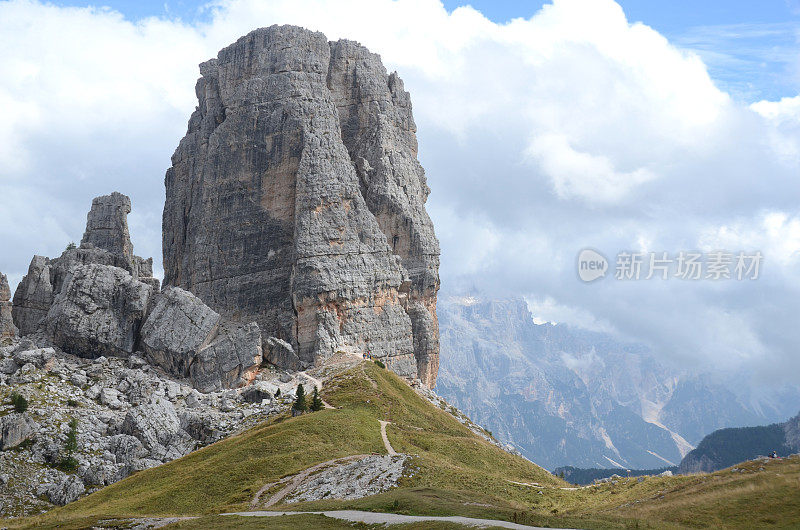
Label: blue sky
xmin=46 ymin=0 xmax=800 ymax=102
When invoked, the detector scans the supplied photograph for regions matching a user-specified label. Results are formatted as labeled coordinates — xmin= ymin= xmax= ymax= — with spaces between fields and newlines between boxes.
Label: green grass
xmin=10 ymin=362 xmax=800 ymax=529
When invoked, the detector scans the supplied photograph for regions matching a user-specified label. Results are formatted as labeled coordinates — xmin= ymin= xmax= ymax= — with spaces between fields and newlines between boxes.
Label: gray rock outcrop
xmin=783 ymin=411 xmax=800 ymax=452
xmin=12 ymin=256 xmax=54 ymax=336
xmin=45 ymin=475 xmax=85 ymax=506
xmin=0 ymin=413 xmax=39 ymax=450
xmin=0 ymin=273 xmax=17 ymax=341
xmin=12 ymin=192 xmax=161 ymax=343
xmin=81 ymin=192 xmax=134 ymax=268
xmin=162 ymin=25 xmax=440 ymax=387
xmin=190 ymin=322 xmax=262 ymax=393
xmin=121 ymin=398 xmax=187 ymax=458
xmin=140 ymin=287 xmax=262 ymax=391
xmin=140 ymin=287 xmax=221 ymax=375
xmin=42 ymin=264 xmax=153 ymax=358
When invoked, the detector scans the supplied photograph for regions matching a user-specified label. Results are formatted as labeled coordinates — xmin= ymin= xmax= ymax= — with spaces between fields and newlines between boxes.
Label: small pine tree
xmin=10 ymin=392 xmax=28 ymax=413
xmin=310 ymin=386 xmax=324 ymax=412
xmin=293 ymin=383 xmax=307 ymax=412
xmin=59 ymin=417 xmax=79 ymax=472
xmin=65 ymin=418 xmax=78 ymax=454
xmin=65 ymin=242 xmax=77 ymax=251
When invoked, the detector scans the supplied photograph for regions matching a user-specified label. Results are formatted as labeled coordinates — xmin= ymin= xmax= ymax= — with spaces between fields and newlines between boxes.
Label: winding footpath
xmin=379 ymin=420 xmax=398 ymax=456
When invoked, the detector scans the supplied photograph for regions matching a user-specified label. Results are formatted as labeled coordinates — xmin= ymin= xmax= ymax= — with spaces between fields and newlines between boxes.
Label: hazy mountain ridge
xmin=679 ymin=411 xmax=800 ymax=473
xmin=435 ymin=294 xmax=800 ymax=470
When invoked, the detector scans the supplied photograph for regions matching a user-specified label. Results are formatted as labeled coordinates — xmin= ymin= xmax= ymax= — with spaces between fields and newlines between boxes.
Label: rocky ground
xmin=285 ymin=454 xmax=410 ymax=504
xmin=0 ymin=336 xmax=315 ymax=518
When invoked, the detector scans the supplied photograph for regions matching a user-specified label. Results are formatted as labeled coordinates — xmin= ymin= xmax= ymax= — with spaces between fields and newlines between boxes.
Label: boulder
xmin=41 ymin=263 xmax=153 ymax=358
xmin=140 ymin=287 xmax=221 ymax=378
xmin=45 ymin=474 xmax=85 ymax=505
xmin=264 ymin=337 xmax=301 ymax=371
xmin=0 ymin=413 xmax=39 ymax=450
xmin=241 ymin=380 xmax=277 ymax=403
xmin=107 ymin=434 xmax=147 ymax=464
xmin=120 ymin=398 xmax=195 ymax=462
xmin=190 ymin=323 xmax=262 ymax=392
xmin=0 ymin=358 xmax=18 ymax=374
xmin=12 ymin=347 xmax=55 ymax=369
xmin=121 ymin=398 xmax=181 ymax=452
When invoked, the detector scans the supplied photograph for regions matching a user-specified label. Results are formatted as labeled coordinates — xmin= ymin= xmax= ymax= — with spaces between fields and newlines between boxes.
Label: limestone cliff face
xmin=163 ymin=25 xmax=440 ymax=387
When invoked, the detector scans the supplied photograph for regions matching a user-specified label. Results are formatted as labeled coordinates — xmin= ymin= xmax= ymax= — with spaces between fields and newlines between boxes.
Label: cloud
xmin=526 ymin=133 xmax=657 ymax=203
xmin=0 ymin=0 xmax=799 ymax=381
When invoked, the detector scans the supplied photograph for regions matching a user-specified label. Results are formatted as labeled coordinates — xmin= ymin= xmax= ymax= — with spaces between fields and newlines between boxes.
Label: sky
xmin=1 ymin=0 xmax=799 ymax=383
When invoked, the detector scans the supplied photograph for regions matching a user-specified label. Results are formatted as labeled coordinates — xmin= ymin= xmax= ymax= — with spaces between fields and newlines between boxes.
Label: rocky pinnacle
xmin=163 ymin=25 xmax=440 ymax=387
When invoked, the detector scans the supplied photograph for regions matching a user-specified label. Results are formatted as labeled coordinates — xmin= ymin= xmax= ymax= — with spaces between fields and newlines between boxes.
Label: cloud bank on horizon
xmin=1 ymin=0 xmax=798 ymax=381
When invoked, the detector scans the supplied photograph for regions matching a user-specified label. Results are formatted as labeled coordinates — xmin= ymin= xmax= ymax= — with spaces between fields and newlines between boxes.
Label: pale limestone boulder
xmin=190 ymin=322 xmax=262 ymax=392
xmin=41 ymin=263 xmax=153 ymax=358
xmin=140 ymin=287 xmax=221 ymax=377
xmin=0 ymin=413 xmax=39 ymax=450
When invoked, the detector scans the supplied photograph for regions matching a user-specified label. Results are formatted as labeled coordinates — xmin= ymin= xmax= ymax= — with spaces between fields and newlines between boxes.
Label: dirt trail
xmin=379 ymin=420 xmax=397 ymax=456
xmin=297 ymin=370 xmax=335 ymax=409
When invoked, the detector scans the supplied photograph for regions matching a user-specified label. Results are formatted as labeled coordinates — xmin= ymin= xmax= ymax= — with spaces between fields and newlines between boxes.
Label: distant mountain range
xmin=434 ymin=294 xmax=800 ymax=470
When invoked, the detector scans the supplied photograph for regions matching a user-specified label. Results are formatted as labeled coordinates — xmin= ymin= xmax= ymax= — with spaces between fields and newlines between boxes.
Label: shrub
xmin=293 ymin=384 xmax=307 ymax=412
xmin=58 ymin=456 xmax=79 ymax=473
xmin=310 ymin=386 xmax=324 ymax=412
xmin=67 ymin=398 xmax=79 ymax=407
xmin=10 ymin=392 xmax=28 ymax=413
xmin=65 ymin=242 xmax=77 ymax=251
xmin=374 ymin=360 xmax=386 ymax=369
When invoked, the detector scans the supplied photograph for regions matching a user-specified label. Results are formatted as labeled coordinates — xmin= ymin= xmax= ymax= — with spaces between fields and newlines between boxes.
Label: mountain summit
xmin=163 ymin=25 xmax=440 ymax=388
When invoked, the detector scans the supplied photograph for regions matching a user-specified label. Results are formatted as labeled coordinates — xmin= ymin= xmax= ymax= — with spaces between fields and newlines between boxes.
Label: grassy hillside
xmin=11 ymin=361 xmax=800 ymax=529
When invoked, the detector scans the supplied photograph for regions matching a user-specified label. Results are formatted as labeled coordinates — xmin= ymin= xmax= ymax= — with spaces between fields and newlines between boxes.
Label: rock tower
xmin=163 ymin=25 xmax=440 ymax=387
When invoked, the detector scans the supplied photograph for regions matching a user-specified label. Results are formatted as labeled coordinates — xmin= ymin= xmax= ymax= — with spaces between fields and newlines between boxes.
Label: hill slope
xmin=14 ymin=361 xmax=800 ymax=530
xmin=19 ymin=361 xmax=567 ymax=527
xmin=679 ymin=412 xmax=800 ymax=473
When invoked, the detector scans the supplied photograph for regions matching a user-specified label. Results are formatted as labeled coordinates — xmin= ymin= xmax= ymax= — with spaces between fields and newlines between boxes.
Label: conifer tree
xmin=293 ymin=383 xmax=307 ymax=412
xmin=310 ymin=386 xmax=324 ymax=411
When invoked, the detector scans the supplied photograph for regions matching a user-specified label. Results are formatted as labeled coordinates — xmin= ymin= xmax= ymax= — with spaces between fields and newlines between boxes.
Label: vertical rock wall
xmin=163 ymin=25 xmax=440 ymax=386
